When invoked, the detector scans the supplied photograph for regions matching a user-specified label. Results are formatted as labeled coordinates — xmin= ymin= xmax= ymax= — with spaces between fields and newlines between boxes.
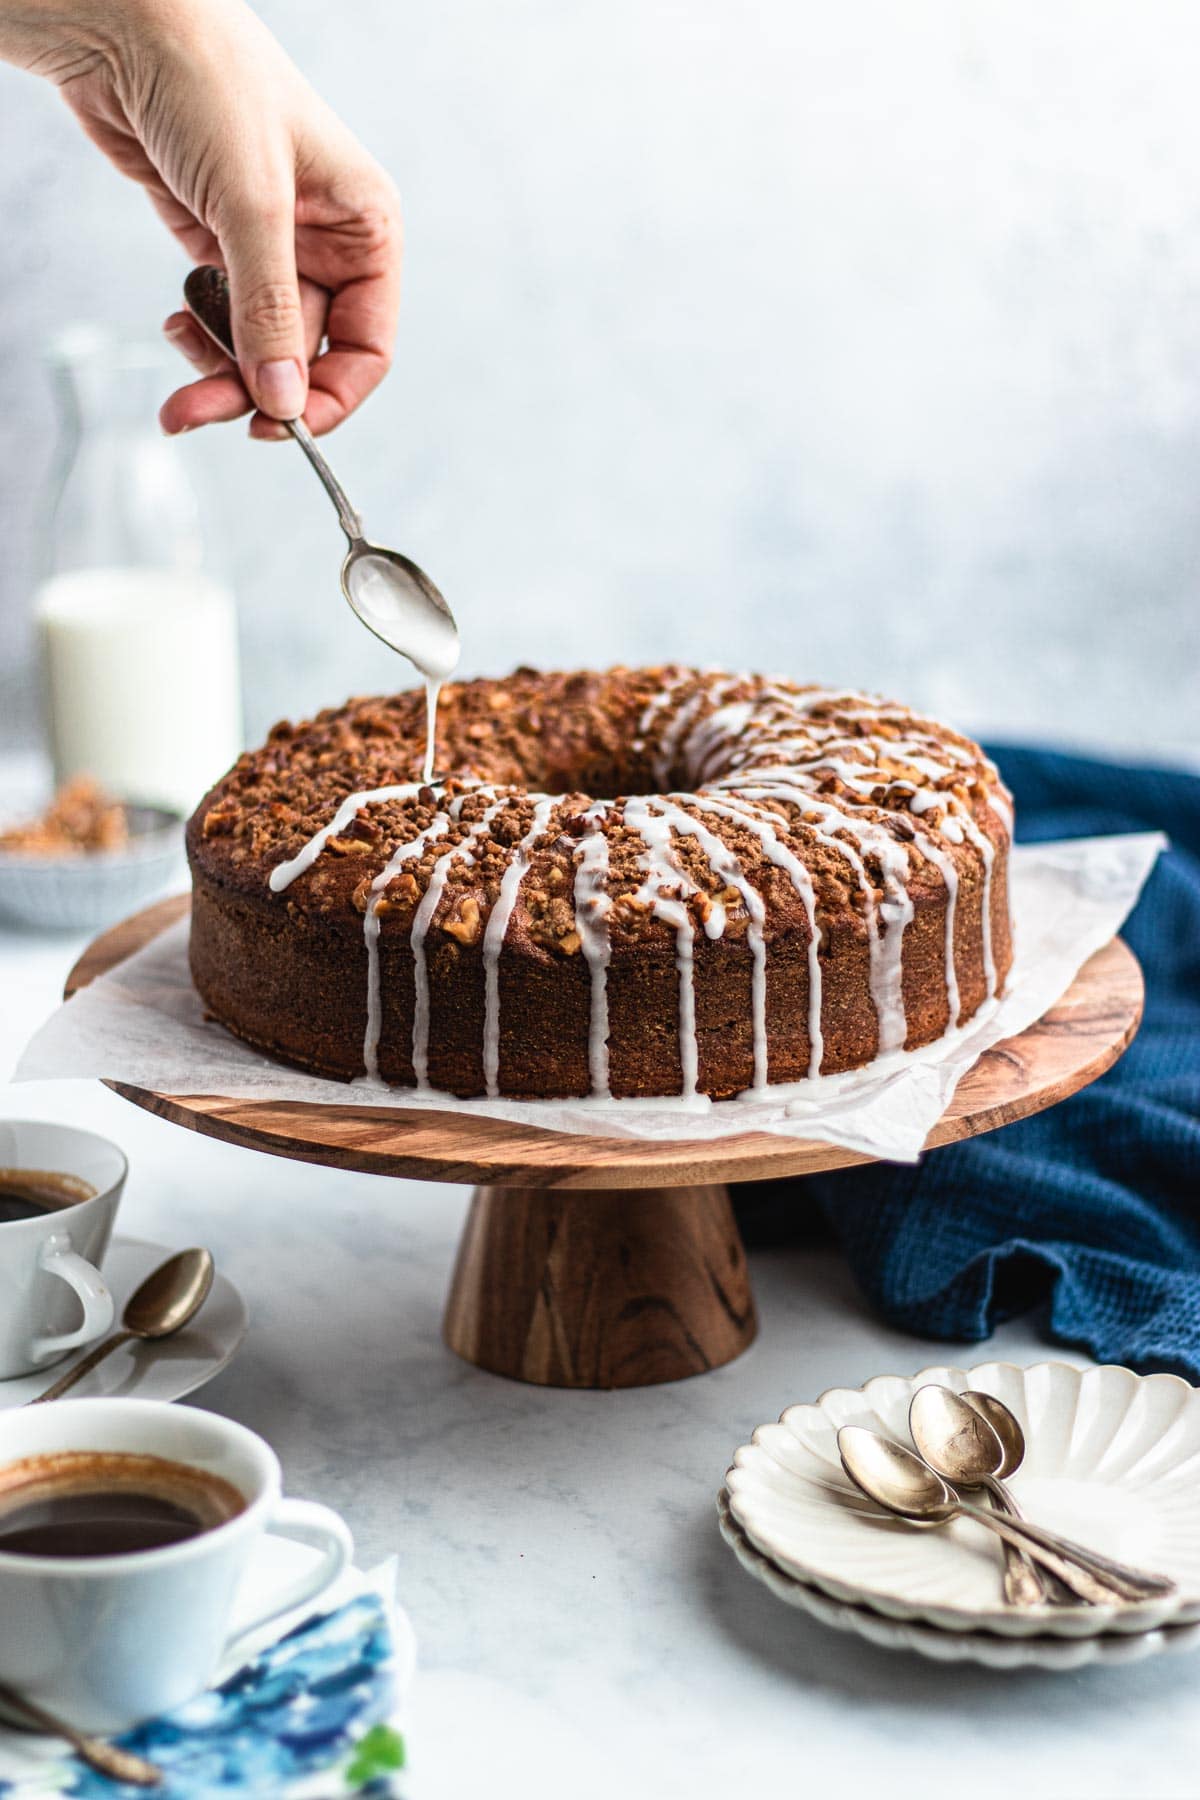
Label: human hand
xmin=1 ymin=0 xmax=402 ymax=437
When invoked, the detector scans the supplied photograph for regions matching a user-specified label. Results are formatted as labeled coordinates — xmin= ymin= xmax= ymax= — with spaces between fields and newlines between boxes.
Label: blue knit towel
xmin=734 ymin=747 xmax=1200 ymax=1378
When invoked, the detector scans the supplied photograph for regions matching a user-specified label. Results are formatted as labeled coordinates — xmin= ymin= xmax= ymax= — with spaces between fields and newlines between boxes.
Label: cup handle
xmin=30 ymin=1234 xmax=115 ymax=1362
xmin=222 ymin=1498 xmax=354 ymax=1659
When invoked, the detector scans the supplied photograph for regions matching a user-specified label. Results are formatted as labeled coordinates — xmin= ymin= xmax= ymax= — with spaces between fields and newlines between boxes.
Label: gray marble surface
xmin=2 ymin=883 xmax=1198 ymax=1797
xmin=3 ymin=4 xmax=1200 ymax=770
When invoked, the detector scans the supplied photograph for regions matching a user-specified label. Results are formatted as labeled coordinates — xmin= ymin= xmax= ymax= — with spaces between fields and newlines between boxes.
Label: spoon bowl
xmin=341 ymin=544 xmax=460 ymax=681
xmin=837 ymin=1425 xmax=957 ymax=1521
xmin=122 ymin=1247 xmax=215 ymax=1340
xmin=963 ymin=1389 xmax=1027 ymax=1481
xmin=909 ymin=1384 xmax=1007 ymax=1486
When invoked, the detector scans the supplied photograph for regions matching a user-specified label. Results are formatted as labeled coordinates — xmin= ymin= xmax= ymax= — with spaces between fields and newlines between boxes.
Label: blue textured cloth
xmin=734 ymin=747 xmax=1200 ymax=1377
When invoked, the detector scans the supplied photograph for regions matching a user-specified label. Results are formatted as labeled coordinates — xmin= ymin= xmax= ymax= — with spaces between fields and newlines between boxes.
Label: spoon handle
xmin=0 ymin=1683 xmax=162 ymax=1787
xmin=981 ymin=1477 xmax=1052 ymax=1606
xmin=288 ymin=417 xmax=364 ymax=542
xmin=976 ymin=1477 xmax=1174 ymax=1596
xmin=953 ymin=1502 xmax=1139 ymax=1605
xmin=182 ymin=266 xmax=363 ymax=540
xmin=28 ymin=1328 xmax=135 ymax=1405
xmin=954 ymin=1498 xmax=1173 ymax=1603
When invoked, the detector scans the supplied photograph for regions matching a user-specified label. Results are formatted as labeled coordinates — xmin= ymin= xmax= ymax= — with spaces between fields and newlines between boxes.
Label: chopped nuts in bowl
xmin=0 ymin=777 xmax=185 ymax=932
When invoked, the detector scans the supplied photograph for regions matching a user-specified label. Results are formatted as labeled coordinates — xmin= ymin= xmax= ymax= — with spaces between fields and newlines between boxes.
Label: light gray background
xmin=2 ymin=1 xmax=1199 ymax=763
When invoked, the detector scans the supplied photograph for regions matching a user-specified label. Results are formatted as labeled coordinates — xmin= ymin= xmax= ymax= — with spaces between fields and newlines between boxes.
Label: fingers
xmin=160 ymin=282 xmax=331 ymax=437
xmin=292 ymin=189 xmax=403 ymax=435
xmin=162 ymin=312 xmax=231 ymax=378
xmin=160 ymin=373 xmax=253 ymax=436
xmin=217 ymin=194 xmax=309 ymax=421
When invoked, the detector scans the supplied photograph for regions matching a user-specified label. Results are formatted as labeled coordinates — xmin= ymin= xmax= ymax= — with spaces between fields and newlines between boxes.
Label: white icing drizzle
xmin=623 ymin=795 xmax=704 ymax=1097
xmin=690 ymin=792 xmax=824 ymax=1078
xmin=631 ymin=674 xmax=689 ymax=759
xmin=363 ymin=813 xmax=453 ymax=1078
xmin=909 ymin=827 xmax=961 ymax=1028
xmin=410 ymin=792 xmax=504 ymax=1088
xmin=482 ymin=796 xmax=556 ymax=1097
xmin=717 ymin=774 xmax=914 ymax=1055
xmin=269 ymin=783 xmax=425 ymax=893
xmin=655 ymin=795 xmax=769 ymax=1088
xmin=573 ymin=803 xmax=615 ymax=1098
xmin=957 ymin=811 xmax=997 ymax=997
xmin=422 ymin=678 xmax=442 ymax=785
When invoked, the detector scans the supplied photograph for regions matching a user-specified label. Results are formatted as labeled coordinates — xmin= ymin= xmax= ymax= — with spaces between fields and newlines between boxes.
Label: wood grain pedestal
xmin=68 ymin=899 xmax=1143 ymax=1390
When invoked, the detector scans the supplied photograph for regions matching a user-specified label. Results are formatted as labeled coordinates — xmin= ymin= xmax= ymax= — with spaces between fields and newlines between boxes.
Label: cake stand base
xmin=443 ymin=1183 xmax=755 ymax=1387
xmin=66 ymin=900 xmax=1145 ymax=1391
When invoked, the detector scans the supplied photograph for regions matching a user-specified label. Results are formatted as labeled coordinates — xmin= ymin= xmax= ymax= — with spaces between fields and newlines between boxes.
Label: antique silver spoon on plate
xmin=182 ymin=266 xmax=460 ymax=781
xmin=908 ymin=1385 xmax=1048 ymax=1607
xmin=837 ymin=1424 xmax=1175 ymax=1605
xmin=907 ymin=1386 xmax=1173 ymax=1600
xmin=29 ymin=1248 xmax=214 ymax=1404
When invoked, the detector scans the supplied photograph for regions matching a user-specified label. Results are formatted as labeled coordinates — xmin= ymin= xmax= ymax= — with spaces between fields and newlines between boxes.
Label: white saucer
xmin=725 ymin=1360 xmax=1200 ymax=1639
xmin=0 ymin=1236 xmax=248 ymax=1407
xmin=717 ymin=1491 xmax=1200 ymax=1672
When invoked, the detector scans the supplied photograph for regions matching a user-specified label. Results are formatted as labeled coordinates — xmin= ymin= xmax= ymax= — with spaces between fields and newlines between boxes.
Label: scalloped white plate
xmin=716 ymin=1492 xmax=1200 ymax=1670
xmin=726 ymin=1361 xmax=1200 ymax=1639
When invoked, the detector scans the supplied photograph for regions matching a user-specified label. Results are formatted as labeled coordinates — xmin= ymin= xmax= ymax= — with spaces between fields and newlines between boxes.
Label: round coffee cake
xmin=186 ymin=667 xmax=1013 ymax=1099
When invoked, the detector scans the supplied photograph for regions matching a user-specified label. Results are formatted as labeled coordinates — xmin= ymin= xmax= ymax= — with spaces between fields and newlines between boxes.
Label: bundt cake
xmin=186 ymin=667 xmax=1013 ymax=1100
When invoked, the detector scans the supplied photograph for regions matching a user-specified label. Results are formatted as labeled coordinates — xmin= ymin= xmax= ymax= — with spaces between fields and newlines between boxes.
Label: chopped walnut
xmin=202 ymin=804 xmax=238 ymax=839
xmin=444 ymin=895 xmax=482 ymax=945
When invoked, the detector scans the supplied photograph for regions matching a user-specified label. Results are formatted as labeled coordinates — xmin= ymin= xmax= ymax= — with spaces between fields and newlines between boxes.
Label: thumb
xmin=219 ymin=200 xmax=309 ymax=421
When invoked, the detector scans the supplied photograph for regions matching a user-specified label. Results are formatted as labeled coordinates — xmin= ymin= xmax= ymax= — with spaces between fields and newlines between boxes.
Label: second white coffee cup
xmin=0 ymin=1120 xmax=126 ymax=1379
xmin=0 ymin=1398 xmax=353 ymax=1732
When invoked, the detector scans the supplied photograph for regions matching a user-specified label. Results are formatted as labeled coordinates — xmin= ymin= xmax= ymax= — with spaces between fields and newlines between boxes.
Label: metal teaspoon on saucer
xmin=0 ymin=1683 xmax=162 ymax=1787
xmin=182 ymin=266 xmax=460 ymax=687
xmin=29 ymin=1248 xmax=214 ymax=1404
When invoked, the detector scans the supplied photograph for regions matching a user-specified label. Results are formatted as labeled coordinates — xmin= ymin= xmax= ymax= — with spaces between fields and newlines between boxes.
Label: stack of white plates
xmin=721 ymin=1360 xmax=1200 ymax=1671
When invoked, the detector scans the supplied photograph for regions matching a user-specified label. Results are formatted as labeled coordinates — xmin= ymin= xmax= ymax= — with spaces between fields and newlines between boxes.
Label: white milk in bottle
xmin=35 ymin=568 xmax=242 ymax=816
xmin=36 ymin=329 xmax=243 ymax=816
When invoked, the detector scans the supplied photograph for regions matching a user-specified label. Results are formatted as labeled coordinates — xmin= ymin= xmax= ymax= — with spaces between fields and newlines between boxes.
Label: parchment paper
xmin=15 ymin=833 xmax=1165 ymax=1163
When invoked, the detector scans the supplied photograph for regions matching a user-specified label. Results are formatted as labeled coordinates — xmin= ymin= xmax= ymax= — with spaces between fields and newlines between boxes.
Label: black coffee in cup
xmin=0 ymin=1168 xmax=97 ymax=1226
xmin=0 ymin=1451 xmax=245 ymax=1558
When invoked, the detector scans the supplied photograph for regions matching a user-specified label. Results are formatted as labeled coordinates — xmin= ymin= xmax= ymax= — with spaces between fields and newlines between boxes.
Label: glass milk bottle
xmin=33 ymin=328 xmax=243 ymax=817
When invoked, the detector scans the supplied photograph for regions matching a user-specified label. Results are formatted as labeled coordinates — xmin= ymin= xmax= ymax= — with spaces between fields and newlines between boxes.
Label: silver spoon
xmin=182 ymin=266 xmax=460 ymax=685
xmin=908 ymin=1386 xmax=1173 ymax=1601
xmin=30 ymin=1248 xmax=214 ymax=1404
xmin=962 ymin=1389 xmax=1027 ymax=1481
xmin=962 ymin=1387 xmax=1075 ymax=1605
xmin=837 ymin=1425 xmax=1175 ymax=1606
xmin=909 ymin=1387 xmax=1048 ymax=1607
xmin=0 ymin=1682 xmax=162 ymax=1787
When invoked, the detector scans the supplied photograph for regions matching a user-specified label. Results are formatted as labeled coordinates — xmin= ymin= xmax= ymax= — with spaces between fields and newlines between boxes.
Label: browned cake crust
xmin=186 ymin=668 xmax=1013 ymax=1100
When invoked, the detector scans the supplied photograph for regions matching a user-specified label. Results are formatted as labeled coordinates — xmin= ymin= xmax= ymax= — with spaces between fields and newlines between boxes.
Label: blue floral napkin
xmin=0 ymin=1570 xmax=412 ymax=1798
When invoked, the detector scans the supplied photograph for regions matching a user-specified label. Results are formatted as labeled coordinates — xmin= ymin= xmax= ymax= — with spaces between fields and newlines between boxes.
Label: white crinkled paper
xmin=15 ymin=833 xmax=1165 ymax=1163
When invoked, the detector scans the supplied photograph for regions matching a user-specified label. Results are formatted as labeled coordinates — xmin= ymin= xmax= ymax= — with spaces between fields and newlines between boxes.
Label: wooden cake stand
xmin=67 ymin=898 xmax=1143 ymax=1391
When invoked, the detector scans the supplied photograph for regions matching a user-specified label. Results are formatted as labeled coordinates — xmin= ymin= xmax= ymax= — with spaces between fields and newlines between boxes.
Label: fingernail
xmin=255 ymin=358 xmax=306 ymax=419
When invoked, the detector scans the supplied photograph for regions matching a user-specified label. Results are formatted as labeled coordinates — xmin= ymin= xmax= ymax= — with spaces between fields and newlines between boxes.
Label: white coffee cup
xmin=0 ymin=1121 xmax=125 ymax=1379
xmin=0 ymin=1398 xmax=353 ymax=1732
